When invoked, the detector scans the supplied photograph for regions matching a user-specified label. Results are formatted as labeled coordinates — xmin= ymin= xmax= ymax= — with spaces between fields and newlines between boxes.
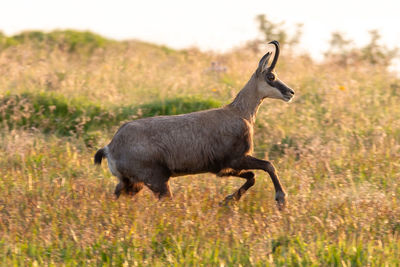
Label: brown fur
xmin=95 ymin=42 xmax=294 ymax=207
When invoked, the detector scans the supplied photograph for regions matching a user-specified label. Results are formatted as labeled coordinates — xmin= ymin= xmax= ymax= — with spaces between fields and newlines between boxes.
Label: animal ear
xmin=257 ymin=52 xmax=272 ymax=74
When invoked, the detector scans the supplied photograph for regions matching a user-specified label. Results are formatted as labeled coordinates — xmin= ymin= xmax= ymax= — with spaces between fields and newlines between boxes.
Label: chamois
xmin=94 ymin=41 xmax=295 ymax=207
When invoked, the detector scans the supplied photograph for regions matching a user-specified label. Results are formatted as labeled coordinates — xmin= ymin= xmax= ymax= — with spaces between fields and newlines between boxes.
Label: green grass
xmin=0 ymin=92 xmax=221 ymax=147
xmin=0 ymin=31 xmax=399 ymax=266
xmin=0 ymin=30 xmax=112 ymax=53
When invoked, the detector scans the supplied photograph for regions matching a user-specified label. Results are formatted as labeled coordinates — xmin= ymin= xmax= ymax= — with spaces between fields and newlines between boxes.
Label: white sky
xmin=1 ymin=0 xmax=399 ymax=61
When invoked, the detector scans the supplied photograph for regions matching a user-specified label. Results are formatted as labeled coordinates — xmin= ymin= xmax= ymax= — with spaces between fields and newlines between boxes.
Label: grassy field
xmin=0 ymin=31 xmax=399 ymax=266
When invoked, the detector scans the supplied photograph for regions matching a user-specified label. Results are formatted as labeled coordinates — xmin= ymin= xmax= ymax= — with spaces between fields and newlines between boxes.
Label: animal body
xmin=94 ymin=41 xmax=294 ymax=207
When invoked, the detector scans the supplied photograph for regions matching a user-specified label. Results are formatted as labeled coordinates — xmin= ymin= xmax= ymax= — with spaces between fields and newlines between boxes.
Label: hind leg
xmin=115 ymin=181 xmax=124 ymax=199
xmin=146 ymin=180 xmax=173 ymax=200
xmin=114 ymin=176 xmax=143 ymax=198
xmin=125 ymin=182 xmax=144 ymax=197
xmin=138 ymin=166 xmax=172 ymax=200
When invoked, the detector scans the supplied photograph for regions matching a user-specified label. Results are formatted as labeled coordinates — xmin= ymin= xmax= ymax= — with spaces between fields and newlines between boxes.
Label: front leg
xmin=231 ymin=155 xmax=287 ymax=208
xmin=217 ymin=170 xmax=255 ymax=205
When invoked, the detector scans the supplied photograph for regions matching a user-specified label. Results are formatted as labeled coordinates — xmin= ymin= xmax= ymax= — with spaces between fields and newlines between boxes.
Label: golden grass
xmin=0 ymin=38 xmax=399 ymax=266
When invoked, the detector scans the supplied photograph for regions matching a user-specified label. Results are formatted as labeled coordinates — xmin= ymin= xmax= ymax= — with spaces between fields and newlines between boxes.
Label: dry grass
xmin=0 ymin=36 xmax=399 ymax=266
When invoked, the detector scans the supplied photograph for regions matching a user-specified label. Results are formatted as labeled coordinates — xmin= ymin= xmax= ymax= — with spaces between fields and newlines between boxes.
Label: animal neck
xmin=229 ymin=73 xmax=263 ymax=124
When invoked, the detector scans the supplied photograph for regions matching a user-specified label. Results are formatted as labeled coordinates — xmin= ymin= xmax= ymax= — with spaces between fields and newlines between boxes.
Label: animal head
xmin=255 ymin=41 xmax=295 ymax=102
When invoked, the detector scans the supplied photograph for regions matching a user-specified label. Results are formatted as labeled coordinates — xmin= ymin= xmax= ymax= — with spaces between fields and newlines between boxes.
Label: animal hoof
xmin=219 ymin=194 xmax=236 ymax=206
xmin=275 ymin=191 xmax=287 ymax=210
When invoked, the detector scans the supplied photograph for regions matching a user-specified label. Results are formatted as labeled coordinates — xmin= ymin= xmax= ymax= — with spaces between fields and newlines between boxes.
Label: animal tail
xmin=94 ymin=147 xmax=107 ymax=165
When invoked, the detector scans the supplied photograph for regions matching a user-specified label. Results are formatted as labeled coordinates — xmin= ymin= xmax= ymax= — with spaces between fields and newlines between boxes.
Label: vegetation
xmin=0 ymin=29 xmax=399 ymax=266
xmin=325 ymin=30 xmax=399 ymax=67
xmin=255 ymin=14 xmax=303 ymax=49
xmin=0 ymin=92 xmax=220 ymax=145
xmin=0 ymin=30 xmax=112 ymax=53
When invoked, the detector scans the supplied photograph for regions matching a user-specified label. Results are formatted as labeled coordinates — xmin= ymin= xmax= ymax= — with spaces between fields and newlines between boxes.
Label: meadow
xmin=0 ymin=31 xmax=399 ymax=266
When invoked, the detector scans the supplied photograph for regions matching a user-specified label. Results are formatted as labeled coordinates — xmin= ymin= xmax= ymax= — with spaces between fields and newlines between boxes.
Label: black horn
xmin=268 ymin=40 xmax=280 ymax=71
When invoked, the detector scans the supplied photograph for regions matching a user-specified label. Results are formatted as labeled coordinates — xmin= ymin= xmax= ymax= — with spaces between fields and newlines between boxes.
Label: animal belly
xmin=168 ymin=155 xmax=223 ymax=177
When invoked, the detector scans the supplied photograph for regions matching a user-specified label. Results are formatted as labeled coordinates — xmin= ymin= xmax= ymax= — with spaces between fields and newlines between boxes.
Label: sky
xmin=1 ymin=0 xmax=400 ymax=62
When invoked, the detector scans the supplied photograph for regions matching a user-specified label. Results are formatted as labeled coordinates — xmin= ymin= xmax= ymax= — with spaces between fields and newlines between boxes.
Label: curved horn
xmin=268 ymin=40 xmax=280 ymax=71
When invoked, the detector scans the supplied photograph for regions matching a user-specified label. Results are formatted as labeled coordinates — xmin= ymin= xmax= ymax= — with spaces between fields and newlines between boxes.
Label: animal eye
xmin=267 ymin=73 xmax=275 ymax=81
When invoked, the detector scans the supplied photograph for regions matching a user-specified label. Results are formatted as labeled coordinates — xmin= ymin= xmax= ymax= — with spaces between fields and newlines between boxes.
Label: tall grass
xmin=0 ymin=31 xmax=399 ymax=266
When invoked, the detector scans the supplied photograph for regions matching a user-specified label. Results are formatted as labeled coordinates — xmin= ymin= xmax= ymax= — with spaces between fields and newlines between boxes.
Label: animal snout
xmin=282 ymin=87 xmax=295 ymax=102
xmin=287 ymin=88 xmax=295 ymax=95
